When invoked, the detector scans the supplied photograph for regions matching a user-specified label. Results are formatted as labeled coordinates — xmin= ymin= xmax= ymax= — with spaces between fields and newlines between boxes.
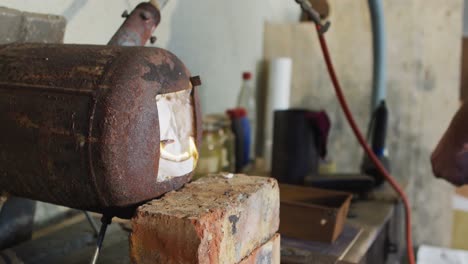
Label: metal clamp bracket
xmin=294 ymin=0 xmax=331 ymax=34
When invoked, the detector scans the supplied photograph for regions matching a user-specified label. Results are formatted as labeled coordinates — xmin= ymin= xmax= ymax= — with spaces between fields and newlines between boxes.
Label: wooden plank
xmin=451 ymin=210 xmax=468 ymax=250
xmin=460 ymin=38 xmax=468 ymax=101
xmin=279 ymin=197 xmax=395 ymax=264
xmin=281 ymin=225 xmax=361 ymax=264
xmin=456 ymin=185 xmax=468 ymax=198
xmin=341 ymin=200 xmax=394 ymax=263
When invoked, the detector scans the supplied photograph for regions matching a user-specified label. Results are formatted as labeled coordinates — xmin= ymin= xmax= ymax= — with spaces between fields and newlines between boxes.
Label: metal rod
xmin=90 ymin=215 xmax=112 ymax=264
xmin=108 ymin=2 xmax=161 ymax=46
xmin=83 ymin=211 xmax=99 ymax=237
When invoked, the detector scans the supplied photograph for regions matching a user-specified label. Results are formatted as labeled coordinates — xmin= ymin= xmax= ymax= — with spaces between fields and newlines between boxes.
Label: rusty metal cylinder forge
xmin=0 ymin=44 xmax=202 ymax=218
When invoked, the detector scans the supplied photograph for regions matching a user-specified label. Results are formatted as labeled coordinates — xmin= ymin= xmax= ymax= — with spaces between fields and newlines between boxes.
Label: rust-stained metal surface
xmin=108 ymin=2 xmax=161 ymax=46
xmin=0 ymin=44 xmax=201 ymax=218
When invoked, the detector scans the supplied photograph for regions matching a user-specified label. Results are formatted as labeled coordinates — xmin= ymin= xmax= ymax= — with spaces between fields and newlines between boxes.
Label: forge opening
xmin=156 ymin=88 xmax=197 ymax=182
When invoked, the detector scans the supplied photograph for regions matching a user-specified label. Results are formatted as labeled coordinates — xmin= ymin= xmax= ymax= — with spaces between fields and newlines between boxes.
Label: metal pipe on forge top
xmin=0 ymin=44 xmax=202 ymax=219
xmin=108 ymin=1 xmax=162 ymax=46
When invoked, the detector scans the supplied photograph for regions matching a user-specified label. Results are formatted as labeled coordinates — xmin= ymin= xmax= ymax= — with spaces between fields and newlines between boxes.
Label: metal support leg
xmin=83 ymin=211 xmax=99 ymax=237
xmin=90 ymin=215 xmax=112 ymax=264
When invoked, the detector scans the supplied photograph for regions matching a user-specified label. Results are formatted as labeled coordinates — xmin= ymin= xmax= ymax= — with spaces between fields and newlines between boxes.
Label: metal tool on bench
xmin=361 ymin=100 xmax=390 ymax=186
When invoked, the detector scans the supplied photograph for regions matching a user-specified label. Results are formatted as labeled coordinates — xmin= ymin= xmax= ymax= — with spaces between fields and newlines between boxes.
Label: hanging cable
xmin=313 ymin=24 xmax=415 ymax=264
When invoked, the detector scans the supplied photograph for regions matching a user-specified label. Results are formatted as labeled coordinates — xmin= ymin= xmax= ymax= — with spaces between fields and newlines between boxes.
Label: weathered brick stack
xmin=130 ymin=174 xmax=280 ymax=264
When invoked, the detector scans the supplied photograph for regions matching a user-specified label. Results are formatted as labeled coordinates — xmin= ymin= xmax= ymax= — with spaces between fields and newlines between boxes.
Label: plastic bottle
xmin=227 ymin=109 xmax=246 ymax=173
xmin=237 ymin=72 xmax=256 ymax=160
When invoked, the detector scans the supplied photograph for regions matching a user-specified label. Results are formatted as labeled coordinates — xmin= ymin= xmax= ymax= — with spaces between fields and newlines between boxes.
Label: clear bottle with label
xmin=237 ymin=72 xmax=256 ymax=160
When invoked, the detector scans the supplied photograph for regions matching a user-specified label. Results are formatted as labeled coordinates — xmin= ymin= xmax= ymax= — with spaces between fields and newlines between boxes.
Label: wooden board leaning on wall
xmin=460 ymin=38 xmax=468 ymax=101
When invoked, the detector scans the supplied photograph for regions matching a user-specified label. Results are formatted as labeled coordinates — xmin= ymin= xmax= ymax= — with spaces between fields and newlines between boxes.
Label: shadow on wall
xmin=62 ymin=0 xmax=88 ymax=22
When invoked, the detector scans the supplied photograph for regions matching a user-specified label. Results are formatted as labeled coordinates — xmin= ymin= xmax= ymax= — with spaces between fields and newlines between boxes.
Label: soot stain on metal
xmin=422 ymin=69 xmax=436 ymax=92
xmin=228 ymin=214 xmax=239 ymax=235
xmin=141 ymin=55 xmax=186 ymax=87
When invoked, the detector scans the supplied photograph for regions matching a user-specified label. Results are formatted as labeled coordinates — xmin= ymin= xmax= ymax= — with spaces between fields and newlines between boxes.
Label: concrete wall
xmin=464 ymin=0 xmax=468 ymax=36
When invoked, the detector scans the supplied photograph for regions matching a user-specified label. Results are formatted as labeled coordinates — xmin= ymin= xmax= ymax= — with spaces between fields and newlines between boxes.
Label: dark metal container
xmin=0 ymin=44 xmax=202 ymax=218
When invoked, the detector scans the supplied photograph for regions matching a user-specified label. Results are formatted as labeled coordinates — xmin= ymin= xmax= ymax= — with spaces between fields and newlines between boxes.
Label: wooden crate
xmin=280 ymin=184 xmax=352 ymax=243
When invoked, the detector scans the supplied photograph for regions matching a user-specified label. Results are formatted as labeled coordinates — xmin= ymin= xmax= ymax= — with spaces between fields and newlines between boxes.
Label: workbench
xmin=0 ymin=186 xmax=405 ymax=264
xmin=281 ymin=185 xmax=406 ymax=264
xmin=343 ymin=199 xmax=404 ymax=264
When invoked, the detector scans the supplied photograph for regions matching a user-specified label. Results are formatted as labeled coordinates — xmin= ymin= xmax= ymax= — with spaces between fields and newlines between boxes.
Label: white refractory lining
xmin=156 ymin=89 xmax=195 ymax=182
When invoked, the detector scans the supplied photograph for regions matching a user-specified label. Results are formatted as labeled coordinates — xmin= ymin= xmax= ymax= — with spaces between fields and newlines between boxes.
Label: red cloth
xmin=306 ymin=111 xmax=331 ymax=158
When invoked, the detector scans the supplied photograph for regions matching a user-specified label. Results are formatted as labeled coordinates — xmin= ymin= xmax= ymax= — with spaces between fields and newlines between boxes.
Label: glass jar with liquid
xmin=194 ymin=117 xmax=222 ymax=179
xmin=216 ymin=115 xmax=236 ymax=173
